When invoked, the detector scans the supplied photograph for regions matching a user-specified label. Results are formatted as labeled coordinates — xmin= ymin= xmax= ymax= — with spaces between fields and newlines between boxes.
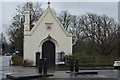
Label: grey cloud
xmin=51 ymin=2 xmax=118 ymax=21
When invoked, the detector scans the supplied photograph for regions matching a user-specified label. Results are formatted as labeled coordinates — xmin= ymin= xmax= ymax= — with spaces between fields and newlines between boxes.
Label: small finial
xmin=48 ymin=1 xmax=50 ymax=4
xmin=47 ymin=0 xmax=50 ymax=7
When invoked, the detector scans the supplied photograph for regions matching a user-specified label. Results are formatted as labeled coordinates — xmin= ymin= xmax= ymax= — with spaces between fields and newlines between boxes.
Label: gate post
xmin=75 ymin=58 xmax=79 ymax=72
xmin=36 ymin=52 xmax=40 ymax=67
xmin=38 ymin=59 xmax=43 ymax=74
xmin=70 ymin=58 xmax=74 ymax=72
xmin=43 ymin=58 xmax=47 ymax=75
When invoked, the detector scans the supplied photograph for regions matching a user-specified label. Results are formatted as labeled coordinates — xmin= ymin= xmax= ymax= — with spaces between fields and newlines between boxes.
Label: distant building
xmin=24 ymin=2 xmax=72 ymax=66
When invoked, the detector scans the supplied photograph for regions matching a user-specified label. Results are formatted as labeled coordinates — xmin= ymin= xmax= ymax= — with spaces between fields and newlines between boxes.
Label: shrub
xmin=11 ymin=55 xmax=23 ymax=66
xmin=64 ymin=55 xmax=72 ymax=65
xmin=23 ymin=60 xmax=33 ymax=67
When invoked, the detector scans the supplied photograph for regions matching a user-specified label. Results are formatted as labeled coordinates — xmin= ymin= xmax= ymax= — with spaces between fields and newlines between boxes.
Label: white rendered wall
xmin=24 ymin=7 xmax=72 ymax=65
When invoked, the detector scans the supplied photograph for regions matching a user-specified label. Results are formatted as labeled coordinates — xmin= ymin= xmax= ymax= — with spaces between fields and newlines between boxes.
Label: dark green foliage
xmin=65 ymin=52 xmax=118 ymax=66
xmin=11 ymin=54 xmax=23 ymax=66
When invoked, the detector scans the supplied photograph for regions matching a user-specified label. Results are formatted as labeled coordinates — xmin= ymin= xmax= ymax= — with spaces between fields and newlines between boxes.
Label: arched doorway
xmin=42 ymin=40 xmax=55 ymax=67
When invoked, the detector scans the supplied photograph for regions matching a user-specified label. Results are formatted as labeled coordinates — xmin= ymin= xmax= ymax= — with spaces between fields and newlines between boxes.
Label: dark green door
xmin=42 ymin=41 xmax=55 ymax=67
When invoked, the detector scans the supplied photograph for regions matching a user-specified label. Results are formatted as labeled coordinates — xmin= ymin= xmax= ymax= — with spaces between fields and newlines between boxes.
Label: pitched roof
xmin=28 ymin=5 xmax=72 ymax=37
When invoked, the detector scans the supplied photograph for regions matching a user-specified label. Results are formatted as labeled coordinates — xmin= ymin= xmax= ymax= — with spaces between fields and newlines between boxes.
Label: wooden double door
xmin=42 ymin=40 xmax=55 ymax=67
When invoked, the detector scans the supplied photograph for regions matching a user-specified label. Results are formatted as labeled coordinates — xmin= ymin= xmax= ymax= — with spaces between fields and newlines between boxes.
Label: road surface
xmin=0 ymin=56 xmax=120 ymax=80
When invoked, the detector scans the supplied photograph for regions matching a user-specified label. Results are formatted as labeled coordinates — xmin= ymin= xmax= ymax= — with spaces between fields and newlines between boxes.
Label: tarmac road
xmin=0 ymin=56 xmax=120 ymax=80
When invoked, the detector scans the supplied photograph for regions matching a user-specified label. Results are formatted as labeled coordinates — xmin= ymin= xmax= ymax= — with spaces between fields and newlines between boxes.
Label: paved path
xmin=48 ymin=70 xmax=118 ymax=78
xmin=2 ymin=66 xmax=119 ymax=79
xmin=0 ymin=56 xmax=12 ymax=80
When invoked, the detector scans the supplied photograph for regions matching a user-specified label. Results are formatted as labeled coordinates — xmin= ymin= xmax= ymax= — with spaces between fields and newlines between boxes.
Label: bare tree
xmin=78 ymin=13 xmax=118 ymax=55
xmin=117 ymin=24 xmax=120 ymax=57
xmin=8 ymin=2 xmax=43 ymax=56
xmin=58 ymin=11 xmax=73 ymax=30
xmin=1 ymin=32 xmax=8 ymax=55
xmin=58 ymin=12 xmax=82 ymax=45
xmin=69 ymin=15 xmax=83 ymax=45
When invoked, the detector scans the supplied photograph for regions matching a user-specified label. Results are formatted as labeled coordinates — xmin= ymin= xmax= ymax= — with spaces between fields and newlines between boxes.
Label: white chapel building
xmin=24 ymin=2 xmax=72 ymax=66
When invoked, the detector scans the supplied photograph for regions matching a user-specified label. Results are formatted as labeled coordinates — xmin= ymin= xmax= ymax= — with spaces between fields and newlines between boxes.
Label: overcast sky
xmin=0 ymin=1 xmax=119 ymax=34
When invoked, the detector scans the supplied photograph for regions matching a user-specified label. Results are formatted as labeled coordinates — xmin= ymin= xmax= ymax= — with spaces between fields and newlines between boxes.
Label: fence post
xmin=43 ymin=58 xmax=47 ymax=75
xmin=36 ymin=52 xmax=40 ymax=67
xmin=38 ymin=59 xmax=43 ymax=74
xmin=65 ymin=57 xmax=68 ymax=65
xmin=75 ymin=58 xmax=79 ymax=72
xmin=70 ymin=58 xmax=74 ymax=72
xmin=9 ymin=59 xmax=11 ymax=66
